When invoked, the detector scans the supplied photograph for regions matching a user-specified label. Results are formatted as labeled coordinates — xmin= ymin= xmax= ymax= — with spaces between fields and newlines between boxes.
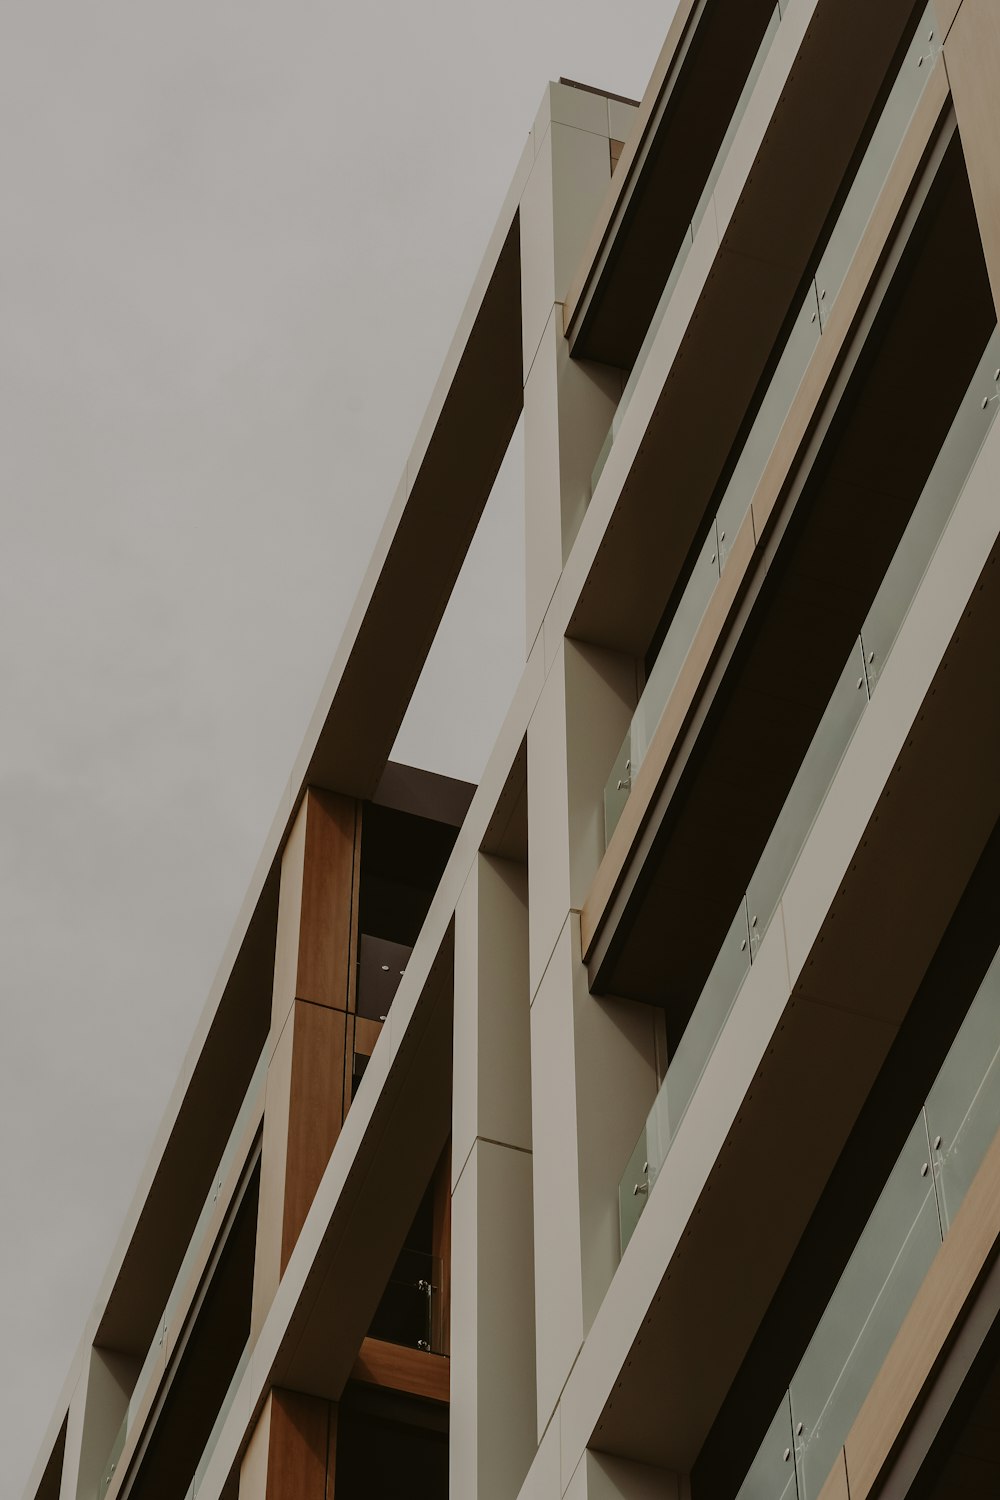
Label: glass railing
xmin=619 ymin=321 xmax=1000 ymax=1254
xmin=184 ymin=1339 xmax=252 ymax=1500
xmin=97 ymin=1045 xmax=268 ymax=1497
xmin=368 ymin=1248 xmax=445 ymax=1354
xmin=603 ymin=3 xmax=941 ymax=848
xmin=737 ymin=942 xmax=1000 ymax=1500
xmin=357 ymin=932 xmax=412 ymax=1024
xmin=589 ymin=0 xmax=794 ymax=508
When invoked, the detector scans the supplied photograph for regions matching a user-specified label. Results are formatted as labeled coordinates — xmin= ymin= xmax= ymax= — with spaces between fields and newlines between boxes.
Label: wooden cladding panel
xmin=240 ymin=1388 xmax=335 ymax=1500
xmin=295 ymin=791 xmax=361 ymax=1010
xmin=280 ymin=1000 xmax=350 ymax=1273
xmin=350 ymin=1338 xmax=450 ymax=1404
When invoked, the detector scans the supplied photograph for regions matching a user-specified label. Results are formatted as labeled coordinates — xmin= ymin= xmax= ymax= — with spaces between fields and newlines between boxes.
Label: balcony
xmin=620 ymin=318 xmax=1000 ymax=1253
xmin=735 ymin=932 xmax=1000 ymax=1500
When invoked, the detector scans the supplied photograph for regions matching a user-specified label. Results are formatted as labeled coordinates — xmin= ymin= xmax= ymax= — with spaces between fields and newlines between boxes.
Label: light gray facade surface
xmin=22 ymin=2 xmax=1000 ymax=1498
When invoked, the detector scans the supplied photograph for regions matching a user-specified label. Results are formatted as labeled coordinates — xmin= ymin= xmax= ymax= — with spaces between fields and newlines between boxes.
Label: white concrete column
xmin=520 ymin=84 xmax=628 ymax=652
xmin=565 ymin=1452 xmax=690 ymax=1500
xmin=527 ymin=640 xmax=665 ymax=1436
xmin=452 ymin=854 xmax=536 ymax=1500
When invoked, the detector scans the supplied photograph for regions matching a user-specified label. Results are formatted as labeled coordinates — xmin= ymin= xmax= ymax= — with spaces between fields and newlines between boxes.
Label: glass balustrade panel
xmin=735 ymin=1393 xmax=799 ymax=1500
xmin=716 ymin=286 xmax=822 ymax=564
xmin=746 ymin=643 xmax=869 ymax=948
xmin=925 ymin=947 xmax=1000 ymax=1232
xmin=619 ymin=902 xmax=751 ymax=1252
xmin=604 ymin=729 xmax=635 ymax=848
xmin=97 ymin=1414 xmax=128 ymax=1498
xmin=192 ymin=1340 xmax=251 ymax=1496
xmin=691 ymin=3 xmax=783 ymax=237
xmin=632 ymin=524 xmax=722 ymax=775
xmin=862 ymin=326 xmax=1000 ymax=690
xmin=590 ymin=0 xmax=789 ymax=508
xmin=124 ymin=1043 xmax=267 ymax=1434
xmin=790 ymin=1114 xmax=942 ymax=1498
xmin=816 ymin=3 xmax=940 ymax=321
xmin=618 ymin=1124 xmax=653 ymax=1254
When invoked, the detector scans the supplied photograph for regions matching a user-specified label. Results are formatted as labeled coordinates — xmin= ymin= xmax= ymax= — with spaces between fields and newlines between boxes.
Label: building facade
xmin=22 ymin=0 xmax=1000 ymax=1496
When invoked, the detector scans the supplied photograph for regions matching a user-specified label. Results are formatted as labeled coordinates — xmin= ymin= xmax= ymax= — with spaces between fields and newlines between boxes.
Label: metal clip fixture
xmin=617 ymin=758 xmax=632 ymax=794
xmin=633 ymin=1161 xmax=650 ymax=1196
xmin=917 ymin=29 xmax=941 ymax=69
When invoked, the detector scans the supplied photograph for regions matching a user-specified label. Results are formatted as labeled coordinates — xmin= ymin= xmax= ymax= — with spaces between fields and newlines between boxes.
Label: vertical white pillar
xmin=527 ymin=639 xmax=666 ymax=1436
xmin=452 ymin=854 xmax=536 ymax=1500
xmin=520 ymin=84 xmax=625 ymax=653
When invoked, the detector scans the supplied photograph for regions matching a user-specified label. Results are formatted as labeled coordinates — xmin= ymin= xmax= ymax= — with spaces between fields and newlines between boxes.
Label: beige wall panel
xmin=607 ymin=99 xmax=639 ymax=146
xmin=933 ymin=0 xmax=962 ymax=38
xmin=530 ymin=919 xmax=585 ymax=1434
xmin=538 ymin=81 xmax=611 ymax=140
xmin=516 ymin=1408 xmax=562 ymax=1500
xmin=524 ymin=310 xmax=565 ymax=650
xmin=520 ymin=115 xmax=612 ymax=378
xmin=947 ymin=0 xmax=1000 ymax=315
xmin=452 ymin=1140 xmax=537 ymax=1500
xmin=527 ymin=650 xmax=572 ymax=997
xmin=454 ymin=855 xmax=531 ymax=1183
xmin=520 ymin=133 xmax=558 ymax=380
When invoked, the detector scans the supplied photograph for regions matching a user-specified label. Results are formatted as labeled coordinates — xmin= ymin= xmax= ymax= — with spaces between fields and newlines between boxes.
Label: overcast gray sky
xmin=1 ymin=2 xmax=671 ymax=1490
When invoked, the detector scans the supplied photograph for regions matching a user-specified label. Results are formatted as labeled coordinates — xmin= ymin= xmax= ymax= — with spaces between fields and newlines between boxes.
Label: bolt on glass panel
xmin=925 ymin=947 xmax=1000 ymax=1232
xmin=604 ymin=727 xmax=634 ymax=847
xmin=97 ymin=1413 xmax=128 ymax=1497
xmin=618 ymin=1122 xmax=652 ymax=1253
xmin=368 ymin=1248 xmax=445 ymax=1354
xmin=789 ymin=1115 xmax=942 ymax=1499
xmin=735 ymin=1392 xmax=800 ymax=1500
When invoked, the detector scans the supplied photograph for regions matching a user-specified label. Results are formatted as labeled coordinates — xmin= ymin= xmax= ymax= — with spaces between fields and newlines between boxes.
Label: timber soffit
xmin=39 ymin=130 xmax=534 ymax=1461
